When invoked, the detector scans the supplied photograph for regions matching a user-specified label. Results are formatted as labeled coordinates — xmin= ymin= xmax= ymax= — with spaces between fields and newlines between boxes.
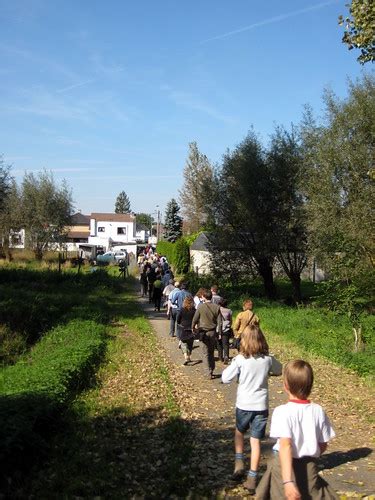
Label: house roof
xmin=91 ymin=212 xmax=135 ymax=222
xmin=67 ymin=231 xmax=90 ymax=239
xmin=190 ymin=232 xmax=211 ymax=251
xmin=71 ymin=212 xmax=90 ymax=225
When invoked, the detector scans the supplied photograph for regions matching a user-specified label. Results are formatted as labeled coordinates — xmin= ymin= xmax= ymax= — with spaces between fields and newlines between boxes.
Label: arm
xmin=279 ymin=438 xmax=301 ymax=500
xmin=191 ymin=309 xmax=200 ymax=330
xmin=319 ymin=442 xmax=327 ymax=454
xmin=221 ymin=357 xmax=239 ymax=383
xmin=233 ymin=313 xmax=241 ymax=336
xmin=269 ymin=356 xmax=283 ymax=376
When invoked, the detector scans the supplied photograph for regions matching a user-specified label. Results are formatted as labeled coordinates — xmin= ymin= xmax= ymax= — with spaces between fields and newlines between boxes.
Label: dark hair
xmin=202 ymin=289 xmax=212 ymax=300
xmin=219 ymin=298 xmax=228 ymax=307
xmin=284 ymin=360 xmax=314 ymax=399
xmin=180 ymin=282 xmax=187 ymax=290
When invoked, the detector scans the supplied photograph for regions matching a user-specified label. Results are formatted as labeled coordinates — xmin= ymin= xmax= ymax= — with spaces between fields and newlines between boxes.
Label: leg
xmin=216 ymin=337 xmax=223 ymax=361
xmin=169 ymin=309 xmax=177 ymax=337
xmin=250 ymin=437 xmax=261 ymax=472
xmin=201 ymin=335 xmax=215 ymax=376
xmin=222 ymin=333 xmax=230 ymax=362
xmin=235 ymin=428 xmax=245 ymax=454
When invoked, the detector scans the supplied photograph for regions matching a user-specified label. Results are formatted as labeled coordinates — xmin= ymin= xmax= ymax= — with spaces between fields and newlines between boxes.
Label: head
xmin=174 ymin=281 xmax=180 ymax=288
xmin=169 ymin=278 xmax=175 ymax=285
xmin=283 ymin=360 xmax=314 ymax=400
xmin=202 ymin=289 xmax=212 ymax=301
xmin=240 ymin=325 xmax=269 ymax=358
xmin=182 ymin=296 xmax=195 ymax=311
xmin=242 ymin=299 xmax=254 ymax=311
xmin=211 ymin=285 xmax=219 ymax=294
xmin=219 ymin=298 xmax=228 ymax=308
xmin=180 ymin=282 xmax=187 ymax=290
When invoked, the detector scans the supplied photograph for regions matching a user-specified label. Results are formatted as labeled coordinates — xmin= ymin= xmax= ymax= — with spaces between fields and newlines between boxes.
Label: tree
xmin=339 ymin=0 xmax=375 ymax=64
xmin=0 ymin=155 xmax=13 ymax=213
xmin=163 ymin=199 xmax=182 ymax=243
xmin=302 ymin=75 xmax=375 ymax=343
xmin=207 ymin=132 xmax=278 ymax=299
xmin=20 ymin=171 xmax=73 ymax=259
xmin=136 ymin=213 xmax=153 ymax=229
xmin=179 ymin=142 xmax=214 ymax=234
xmin=0 ymin=157 xmax=20 ymax=259
xmin=267 ymin=126 xmax=308 ymax=302
xmin=114 ymin=191 xmax=131 ymax=213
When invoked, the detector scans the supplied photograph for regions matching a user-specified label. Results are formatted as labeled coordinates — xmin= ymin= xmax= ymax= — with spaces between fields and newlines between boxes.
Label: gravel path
xmin=139 ymin=296 xmax=374 ymax=498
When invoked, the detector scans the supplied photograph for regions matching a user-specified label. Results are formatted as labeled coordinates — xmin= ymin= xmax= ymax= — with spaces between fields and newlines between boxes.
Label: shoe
xmin=243 ymin=475 xmax=257 ymax=493
xmin=232 ymin=459 xmax=245 ymax=480
xmin=178 ymin=341 xmax=182 ymax=349
xmin=208 ymin=372 xmax=214 ymax=380
xmin=183 ymin=359 xmax=189 ymax=366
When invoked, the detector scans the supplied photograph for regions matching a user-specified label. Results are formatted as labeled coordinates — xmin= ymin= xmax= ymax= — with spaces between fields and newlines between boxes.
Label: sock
xmin=235 ymin=453 xmax=244 ymax=460
xmin=248 ymin=469 xmax=258 ymax=477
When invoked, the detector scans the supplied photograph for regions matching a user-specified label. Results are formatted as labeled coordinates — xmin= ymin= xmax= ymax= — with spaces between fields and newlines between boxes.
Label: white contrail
xmin=201 ymin=0 xmax=339 ymax=43
xmin=56 ymin=79 xmax=95 ymax=94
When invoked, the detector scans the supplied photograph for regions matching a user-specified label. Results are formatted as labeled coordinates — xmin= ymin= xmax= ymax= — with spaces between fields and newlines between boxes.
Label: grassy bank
xmin=10 ymin=286 xmax=194 ymax=498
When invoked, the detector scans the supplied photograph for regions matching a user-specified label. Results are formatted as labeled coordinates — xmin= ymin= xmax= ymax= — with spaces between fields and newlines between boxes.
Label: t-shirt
xmin=221 ymin=354 xmax=282 ymax=411
xmin=270 ymin=401 xmax=336 ymax=458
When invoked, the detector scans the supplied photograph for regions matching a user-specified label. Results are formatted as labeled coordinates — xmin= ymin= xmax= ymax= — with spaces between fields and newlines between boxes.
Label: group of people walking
xmin=137 ymin=254 xmax=337 ymax=499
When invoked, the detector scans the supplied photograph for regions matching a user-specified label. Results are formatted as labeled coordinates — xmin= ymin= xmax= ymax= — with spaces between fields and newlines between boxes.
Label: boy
xmin=256 ymin=360 xmax=337 ymax=500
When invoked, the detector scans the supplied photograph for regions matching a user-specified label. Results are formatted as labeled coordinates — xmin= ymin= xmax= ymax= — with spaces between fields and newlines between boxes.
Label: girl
xmin=221 ymin=325 xmax=282 ymax=493
xmin=176 ymin=296 xmax=196 ymax=365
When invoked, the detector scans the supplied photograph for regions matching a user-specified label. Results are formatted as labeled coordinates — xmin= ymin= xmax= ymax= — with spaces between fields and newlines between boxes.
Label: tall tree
xmin=0 ymin=157 xmax=19 ymax=259
xmin=267 ymin=126 xmax=308 ymax=302
xmin=114 ymin=191 xmax=131 ymax=213
xmin=20 ymin=171 xmax=73 ymax=259
xmin=0 ymin=155 xmax=12 ymax=213
xmin=302 ymin=75 xmax=375 ymax=290
xmin=339 ymin=0 xmax=375 ymax=64
xmin=163 ymin=199 xmax=182 ymax=242
xmin=179 ymin=142 xmax=214 ymax=233
xmin=208 ymin=132 xmax=278 ymax=299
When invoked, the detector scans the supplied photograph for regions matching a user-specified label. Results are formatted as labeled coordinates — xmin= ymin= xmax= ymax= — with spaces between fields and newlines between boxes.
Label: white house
xmin=190 ymin=232 xmax=212 ymax=275
xmin=88 ymin=213 xmax=137 ymax=252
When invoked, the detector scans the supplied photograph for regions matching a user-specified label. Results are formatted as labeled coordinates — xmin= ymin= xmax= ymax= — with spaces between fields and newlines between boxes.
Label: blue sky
xmin=0 ymin=0 xmax=369 ymax=219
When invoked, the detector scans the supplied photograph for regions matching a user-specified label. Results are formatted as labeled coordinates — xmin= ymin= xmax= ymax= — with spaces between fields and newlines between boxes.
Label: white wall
xmin=190 ymin=250 xmax=211 ymax=275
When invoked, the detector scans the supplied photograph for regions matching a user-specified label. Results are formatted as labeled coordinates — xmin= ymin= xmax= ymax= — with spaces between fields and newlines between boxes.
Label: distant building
xmin=65 ymin=212 xmax=90 ymax=251
xmin=88 ymin=212 xmax=137 ymax=253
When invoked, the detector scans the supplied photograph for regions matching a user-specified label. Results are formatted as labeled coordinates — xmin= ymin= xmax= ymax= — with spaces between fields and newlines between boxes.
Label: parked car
xmin=96 ymin=251 xmax=128 ymax=264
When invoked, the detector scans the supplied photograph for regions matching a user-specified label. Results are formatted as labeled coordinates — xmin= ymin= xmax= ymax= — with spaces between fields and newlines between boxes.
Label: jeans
xmin=169 ymin=308 xmax=178 ymax=337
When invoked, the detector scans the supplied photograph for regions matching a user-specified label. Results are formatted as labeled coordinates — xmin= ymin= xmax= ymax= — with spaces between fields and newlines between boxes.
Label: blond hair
xmin=242 ymin=298 xmax=254 ymax=310
xmin=284 ymin=360 xmax=314 ymax=399
xmin=240 ymin=325 xmax=269 ymax=358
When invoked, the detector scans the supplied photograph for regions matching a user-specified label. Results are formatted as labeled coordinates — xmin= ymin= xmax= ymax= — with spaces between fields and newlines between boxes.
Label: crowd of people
xmin=137 ymin=248 xmax=337 ymax=499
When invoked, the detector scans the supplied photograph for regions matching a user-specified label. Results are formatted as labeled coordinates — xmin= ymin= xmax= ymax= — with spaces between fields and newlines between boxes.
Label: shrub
xmin=0 ymin=320 xmax=106 ymax=478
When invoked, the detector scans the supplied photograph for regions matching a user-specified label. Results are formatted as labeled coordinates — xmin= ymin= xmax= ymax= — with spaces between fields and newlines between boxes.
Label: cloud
xmin=201 ymin=0 xmax=339 ymax=43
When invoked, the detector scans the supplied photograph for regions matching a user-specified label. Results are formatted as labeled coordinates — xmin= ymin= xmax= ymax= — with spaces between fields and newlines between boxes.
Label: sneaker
xmin=243 ymin=475 xmax=257 ymax=493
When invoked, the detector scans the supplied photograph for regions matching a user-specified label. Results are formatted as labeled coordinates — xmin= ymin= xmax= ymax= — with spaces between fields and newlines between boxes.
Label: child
xmin=221 ymin=325 xmax=282 ymax=492
xmin=256 ymin=360 xmax=337 ymax=500
xmin=232 ymin=298 xmax=259 ymax=350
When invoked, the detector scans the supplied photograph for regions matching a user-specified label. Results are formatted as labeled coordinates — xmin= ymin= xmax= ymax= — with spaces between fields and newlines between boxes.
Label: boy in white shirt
xmin=256 ymin=359 xmax=337 ymax=499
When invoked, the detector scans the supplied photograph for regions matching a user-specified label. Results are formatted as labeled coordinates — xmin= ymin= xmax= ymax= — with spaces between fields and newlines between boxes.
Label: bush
xmin=0 ymin=320 xmax=106 ymax=478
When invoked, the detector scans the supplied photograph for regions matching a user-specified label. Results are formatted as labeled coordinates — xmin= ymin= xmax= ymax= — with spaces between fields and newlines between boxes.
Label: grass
xmin=5 ymin=281 xmax=194 ymax=498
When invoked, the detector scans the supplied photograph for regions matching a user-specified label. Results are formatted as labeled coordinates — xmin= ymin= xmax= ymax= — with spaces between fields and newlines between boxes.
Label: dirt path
xmin=140 ymin=296 xmax=375 ymax=498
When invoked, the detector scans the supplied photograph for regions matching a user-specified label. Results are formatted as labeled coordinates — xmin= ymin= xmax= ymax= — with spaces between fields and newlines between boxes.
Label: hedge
xmin=157 ymin=237 xmax=192 ymax=274
xmin=0 ymin=319 xmax=106 ymax=476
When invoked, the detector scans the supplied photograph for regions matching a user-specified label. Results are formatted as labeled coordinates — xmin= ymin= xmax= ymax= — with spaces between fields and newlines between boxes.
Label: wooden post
xmin=58 ymin=252 xmax=62 ymax=274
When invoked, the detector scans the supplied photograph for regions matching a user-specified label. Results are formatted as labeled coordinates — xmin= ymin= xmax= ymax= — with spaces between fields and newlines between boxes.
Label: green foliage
xmin=174 ymin=238 xmax=190 ymax=274
xmin=156 ymin=240 xmax=176 ymax=264
xmin=163 ymin=198 xmax=182 ymax=242
xmin=20 ymin=171 xmax=73 ymax=259
xmin=0 ymin=320 xmax=106 ymax=476
xmin=0 ymin=268 xmax=121 ymax=365
xmin=136 ymin=212 xmax=152 ymax=228
xmin=114 ymin=190 xmax=131 ymax=213
xmin=339 ymin=0 xmax=375 ymax=63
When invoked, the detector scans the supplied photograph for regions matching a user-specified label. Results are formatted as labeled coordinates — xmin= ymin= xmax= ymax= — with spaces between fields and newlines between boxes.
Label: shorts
xmin=235 ymin=408 xmax=269 ymax=438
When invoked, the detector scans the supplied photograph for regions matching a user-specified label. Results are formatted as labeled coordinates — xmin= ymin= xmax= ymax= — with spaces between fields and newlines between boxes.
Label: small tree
xmin=0 ymin=157 xmax=20 ymax=259
xmin=136 ymin=213 xmax=153 ymax=229
xmin=114 ymin=191 xmax=131 ymax=213
xmin=163 ymin=199 xmax=182 ymax=243
xmin=20 ymin=171 xmax=73 ymax=259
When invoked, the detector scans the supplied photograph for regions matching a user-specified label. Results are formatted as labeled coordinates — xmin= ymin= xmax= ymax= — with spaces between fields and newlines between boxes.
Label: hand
xmin=284 ymin=482 xmax=301 ymax=500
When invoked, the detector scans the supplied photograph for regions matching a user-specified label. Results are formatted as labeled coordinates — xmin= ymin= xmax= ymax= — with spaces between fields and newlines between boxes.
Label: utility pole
xmin=156 ymin=205 xmax=160 ymax=242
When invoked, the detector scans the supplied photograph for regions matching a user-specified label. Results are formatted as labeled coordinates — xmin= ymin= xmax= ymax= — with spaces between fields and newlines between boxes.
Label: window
xmin=117 ymin=227 xmax=126 ymax=235
xmin=98 ymin=226 xmax=105 ymax=232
